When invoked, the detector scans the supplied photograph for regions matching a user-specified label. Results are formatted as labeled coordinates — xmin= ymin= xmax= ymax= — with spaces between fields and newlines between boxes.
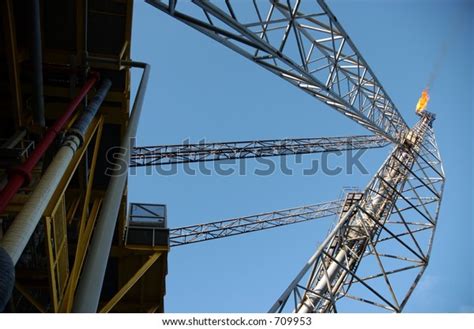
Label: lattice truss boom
xmin=146 ymin=0 xmax=409 ymax=142
xmin=170 ymin=200 xmax=342 ymax=247
xmin=131 ymin=135 xmax=388 ymax=167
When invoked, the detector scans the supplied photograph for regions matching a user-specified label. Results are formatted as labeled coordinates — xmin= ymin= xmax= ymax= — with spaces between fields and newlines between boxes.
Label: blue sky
xmin=129 ymin=0 xmax=473 ymax=312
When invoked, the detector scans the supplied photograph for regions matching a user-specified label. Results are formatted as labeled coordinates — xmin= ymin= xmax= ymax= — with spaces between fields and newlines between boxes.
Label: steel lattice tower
xmin=137 ymin=0 xmax=446 ymax=312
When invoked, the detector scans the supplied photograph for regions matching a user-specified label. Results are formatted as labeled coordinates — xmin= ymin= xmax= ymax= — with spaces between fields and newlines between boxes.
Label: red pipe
xmin=0 ymin=73 xmax=100 ymax=213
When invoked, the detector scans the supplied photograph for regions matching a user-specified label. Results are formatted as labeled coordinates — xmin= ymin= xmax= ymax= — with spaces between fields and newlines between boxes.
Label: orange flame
xmin=416 ymin=89 xmax=430 ymax=113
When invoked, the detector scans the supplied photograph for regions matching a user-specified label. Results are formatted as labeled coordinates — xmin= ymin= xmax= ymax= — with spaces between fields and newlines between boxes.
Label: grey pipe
xmin=69 ymin=79 xmax=112 ymax=142
xmin=73 ymin=62 xmax=150 ymax=312
xmin=32 ymin=0 xmax=45 ymax=127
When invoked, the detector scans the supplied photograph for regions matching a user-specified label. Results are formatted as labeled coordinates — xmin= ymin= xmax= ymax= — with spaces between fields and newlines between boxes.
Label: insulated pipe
xmin=268 ymin=205 xmax=356 ymax=313
xmin=295 ymin=153 xmax=409 ymax=313
xmin=0 ymin=73 xmax=99 ymax=214
xmin=73 ymin=62 xmax=150 ymax=313
xmin=32 ymin=0 xmax=45 ymax=127
xmin=69 ymin=79 xmax=112 ymax=143
xmin=1 ymin=142 xmax=81 ymax=264
xmin=0 ymin=79 xmax=111 ymax=266
xmin=297 ymin=249 xmax=348 ymax=313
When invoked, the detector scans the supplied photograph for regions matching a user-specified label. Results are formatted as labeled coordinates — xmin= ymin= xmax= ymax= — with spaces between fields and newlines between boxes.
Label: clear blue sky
xmin=128 ymin=0 xmax=473 ymax=312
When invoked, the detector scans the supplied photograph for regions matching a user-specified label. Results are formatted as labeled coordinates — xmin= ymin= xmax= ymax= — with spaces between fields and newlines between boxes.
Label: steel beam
xmin=131 ymin=135 xmax=388 ymax=167
xmin=61 ymin=198 xmax=102 ymax=312
xmin=99 ymin=252 xmax=162 ymax=313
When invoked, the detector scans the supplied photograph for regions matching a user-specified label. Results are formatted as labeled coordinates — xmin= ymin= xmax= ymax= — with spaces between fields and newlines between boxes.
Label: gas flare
xmin=416 ymin=89 xmax=430 ymax=113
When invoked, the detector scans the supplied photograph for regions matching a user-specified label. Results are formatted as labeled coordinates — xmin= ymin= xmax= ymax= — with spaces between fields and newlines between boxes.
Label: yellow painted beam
xmin=61 ymin=197 xmax=102 ymax=312
xmin=124 ymin=244 xmax=170 ymax=252
xmin=99 ymin=252 xmax=162 ymax=313
xmin=110 ymin=246 xmax=163 ymax=257
xmin=44 ymin=194 xmax=70 ymax=311
xmin=78 ymin=117 xmax=104 ymax=235
xmin=60 ymin=117 xmax=104 ymax=311
xmin=147 ymin=304 xmax=161 ymax=313
xmin=67 ymin=194 xmax=82 ymax=225
xmin=44 ymin=216 xmax=59 ymax=311
xmin=41 ymin=116 xmax=103 ymax=311
xmin=119 ymin=41 xmax=129 ymax=62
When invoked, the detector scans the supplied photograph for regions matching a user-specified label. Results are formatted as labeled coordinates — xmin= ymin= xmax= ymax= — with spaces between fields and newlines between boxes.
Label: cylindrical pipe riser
xmin=73 ymin=63 xmax=149 ymax=313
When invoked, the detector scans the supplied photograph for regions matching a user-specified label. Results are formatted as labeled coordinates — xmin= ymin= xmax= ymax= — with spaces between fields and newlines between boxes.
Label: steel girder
xmin=270 ymin=113 xmax=445 ymax=313
xmin=131 ymin=135 xmax=388 ymax=167
xmin=146 ymin=0 xmax=408 ymax=143
xmin=169 ymin=199 xmax=342 ymax=247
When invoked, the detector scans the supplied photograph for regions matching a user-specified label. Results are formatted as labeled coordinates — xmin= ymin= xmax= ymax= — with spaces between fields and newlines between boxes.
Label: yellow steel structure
xmin=100 ymin=252 xmax=162 ymax=313
xmin=0 ymin=0 xmax=168 ymax=312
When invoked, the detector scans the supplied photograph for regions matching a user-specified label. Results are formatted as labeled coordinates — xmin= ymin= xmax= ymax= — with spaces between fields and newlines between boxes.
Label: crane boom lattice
xmin=170 ymin=200 xmax=343 ymax=247
xmin=131 ymin=135 xmax=388 ymax=167
xmin=146 ymin=0 xmax=409 ymax=142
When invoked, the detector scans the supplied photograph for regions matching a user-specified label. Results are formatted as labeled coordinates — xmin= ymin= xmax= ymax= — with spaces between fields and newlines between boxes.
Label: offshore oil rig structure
xmin=0 ymin=0 xmax=445 ymax=313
